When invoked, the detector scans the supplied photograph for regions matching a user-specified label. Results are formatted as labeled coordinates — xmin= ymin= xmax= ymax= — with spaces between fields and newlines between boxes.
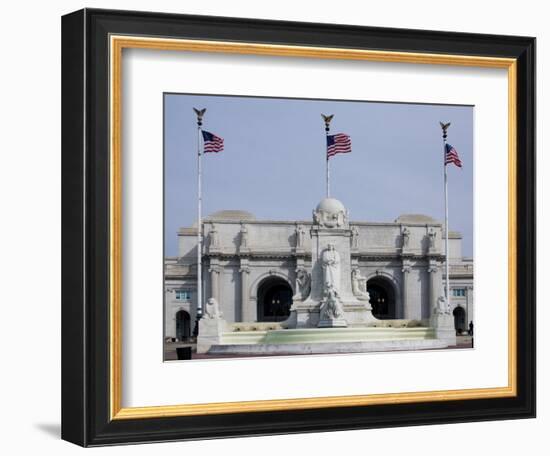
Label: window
xmin=452 ymin=288 xmax=466 ymax=297
xmin=175 ymin=289 xmax=192 ymax=301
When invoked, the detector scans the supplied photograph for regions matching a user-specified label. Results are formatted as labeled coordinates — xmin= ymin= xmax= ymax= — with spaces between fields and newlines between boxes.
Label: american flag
xmin=202 ymin=130 xmax=224 ymax=153
xmin=445 ymin=143 xmax=462 ymax=168
xmin=327 ymin=133 xmax=352 ymax=158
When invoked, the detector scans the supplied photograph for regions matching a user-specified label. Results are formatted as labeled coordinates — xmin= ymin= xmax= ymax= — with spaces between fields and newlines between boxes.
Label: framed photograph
xmin=61 ymin=8 xmax=535 ymax=446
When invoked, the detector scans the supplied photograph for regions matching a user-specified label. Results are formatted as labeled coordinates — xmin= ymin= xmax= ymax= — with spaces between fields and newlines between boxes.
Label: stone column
xmin=401 ymin=261 xmax=411 ymax=319
xmin=429 ymin=258 xmax=456 ymax=346
xmin=239 ymin=263 xmax=251 ymax=322
xmin=428 ymin=262 xmax=441 ymax=318
xmin=466 ymin=285 xmax=474 ymax=328
xmin=293 ymin=257 xmax=306 ymax=301
xmin=208 ymin=263 xmax=221 ymax=302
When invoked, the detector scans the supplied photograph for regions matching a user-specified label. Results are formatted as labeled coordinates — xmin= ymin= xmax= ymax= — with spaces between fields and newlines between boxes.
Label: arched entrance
xmin=453 ymin=306 xmax=466 ymax=334
xmin=367 ymin=276 xmax=396 ymax=319
xmin=257 ymin=277 xmax=293 ymax=322
xmin=176 ymin=310 xmax=191 ymax=341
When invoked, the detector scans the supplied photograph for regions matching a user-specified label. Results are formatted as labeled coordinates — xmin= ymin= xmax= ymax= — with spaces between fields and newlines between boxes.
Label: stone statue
xmin=402 ymin=226 xmax=410 ymax=248
xmin=351 ymin=225 xmax=359 ymax=249
xmin=428 ymin=228 xmax=437 ymax=249
xmin=351 ymin=267 xmax=369 ymax=300
xmin=295 ymin=224 xmax=306 ymax=249
xmin=295 ymin=268 xmax=311 ymax=299
xmin=312 ymin=209 xmax=321 ymax=225
xmin=239 ymin=222 xmax=248 ymax=249
xmin=321 ymin=243 xmax=341 ymax=292
xmin=319 ymin=284 xmax=344 ymax=321
xmin=204 ymin=297 xmax=223 ymax=319
xmin=434 ymin=295 xmax=451 ymax=315
xmin=209 ymin=223 xmax=219 ymax=249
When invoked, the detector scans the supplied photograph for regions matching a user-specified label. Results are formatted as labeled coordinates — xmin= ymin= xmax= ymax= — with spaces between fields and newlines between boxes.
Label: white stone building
xmin=164 ymin=206 xmax=473 ymax=341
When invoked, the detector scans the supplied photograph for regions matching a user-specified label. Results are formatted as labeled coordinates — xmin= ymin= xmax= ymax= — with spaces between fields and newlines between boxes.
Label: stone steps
xmin=220 ymin=327 xmax=436 ymax=346
xmin=209 ymin=337 xmax=447 ymax=355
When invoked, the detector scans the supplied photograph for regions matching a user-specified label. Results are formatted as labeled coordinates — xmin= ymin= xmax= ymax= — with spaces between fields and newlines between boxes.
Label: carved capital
xmin=208 ymin=265 xmax=221 ymax=274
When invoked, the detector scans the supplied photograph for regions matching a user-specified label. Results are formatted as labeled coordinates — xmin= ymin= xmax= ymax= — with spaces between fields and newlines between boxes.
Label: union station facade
xmin=164 ymin=209 xmax=473 ymax=341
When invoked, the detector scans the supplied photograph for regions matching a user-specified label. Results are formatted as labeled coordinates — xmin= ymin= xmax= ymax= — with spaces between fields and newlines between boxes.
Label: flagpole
xmin=322 ymin=114 xmax=333 ymax=198
xmin=326 ymin=131 xmax=330 ymax=198
xmin=193 ymin=108 xmax=206 ymax=334
xmin=440 ymin=122 xmax=451 ymax=305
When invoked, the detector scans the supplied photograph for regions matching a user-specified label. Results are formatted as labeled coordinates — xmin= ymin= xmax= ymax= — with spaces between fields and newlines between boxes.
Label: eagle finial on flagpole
xmin=321 ymin=114 xmax=334 ymax=133
xmin=439 ymin=121 xmax=451 ymax=140
xmin=193 ymin=107 xmax=206 ymax=126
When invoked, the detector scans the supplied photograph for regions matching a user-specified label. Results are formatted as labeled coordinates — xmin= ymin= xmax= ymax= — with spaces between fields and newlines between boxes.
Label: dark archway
xmin=453 ymin=306 xmax=466 ymax=334
xmin=176 ymin=310 xmax=191 ymax=341
xmin=257 ymin=277 xmax=293 ymax=322
xmin=367 ymin=276 xmax=396 ymax=319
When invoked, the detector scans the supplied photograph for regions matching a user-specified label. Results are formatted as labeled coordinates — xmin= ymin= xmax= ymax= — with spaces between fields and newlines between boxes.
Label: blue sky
xmin=164 ymin=94 xmax=473 ymax=257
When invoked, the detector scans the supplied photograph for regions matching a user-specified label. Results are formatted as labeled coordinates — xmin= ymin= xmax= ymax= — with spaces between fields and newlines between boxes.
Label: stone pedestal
xmin=432 ymin=325 xmax=456 ymax=346
xmin=197 ymin=317 xmax=227 ymax=354
xmin=430 ymin=301 xmax=457 ymax=346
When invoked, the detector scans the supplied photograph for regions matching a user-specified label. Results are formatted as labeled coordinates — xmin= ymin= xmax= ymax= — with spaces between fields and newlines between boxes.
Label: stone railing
xmin=449 ymin=263 xmax=474 ymax=276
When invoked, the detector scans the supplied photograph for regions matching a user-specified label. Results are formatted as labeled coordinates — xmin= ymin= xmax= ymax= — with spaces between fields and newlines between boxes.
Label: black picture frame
xmin=62 ymin=8 xmax=535 ymax=447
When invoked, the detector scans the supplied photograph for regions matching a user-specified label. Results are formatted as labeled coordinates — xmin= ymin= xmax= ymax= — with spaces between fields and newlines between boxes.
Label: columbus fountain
xmin=197 ymin=197 xmax=456 ymax=355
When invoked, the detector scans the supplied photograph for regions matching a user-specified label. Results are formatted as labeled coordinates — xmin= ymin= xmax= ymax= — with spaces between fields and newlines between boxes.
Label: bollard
xmin=176 ymin=346 xmax=192 ymax=360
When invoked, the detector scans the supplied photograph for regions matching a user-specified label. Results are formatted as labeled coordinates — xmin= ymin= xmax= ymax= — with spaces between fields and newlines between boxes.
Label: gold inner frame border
xmin=109 ymin=35 xmax=517 ymax=420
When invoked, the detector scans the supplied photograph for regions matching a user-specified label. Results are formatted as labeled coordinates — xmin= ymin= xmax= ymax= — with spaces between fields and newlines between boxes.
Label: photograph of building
xmin=163 ymin=93 xmax=474 ymax=360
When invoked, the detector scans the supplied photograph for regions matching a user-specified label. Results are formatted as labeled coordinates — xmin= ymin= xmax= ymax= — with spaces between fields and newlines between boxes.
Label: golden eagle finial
xmin=321 ymin=114 xmax=334 ymax=131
